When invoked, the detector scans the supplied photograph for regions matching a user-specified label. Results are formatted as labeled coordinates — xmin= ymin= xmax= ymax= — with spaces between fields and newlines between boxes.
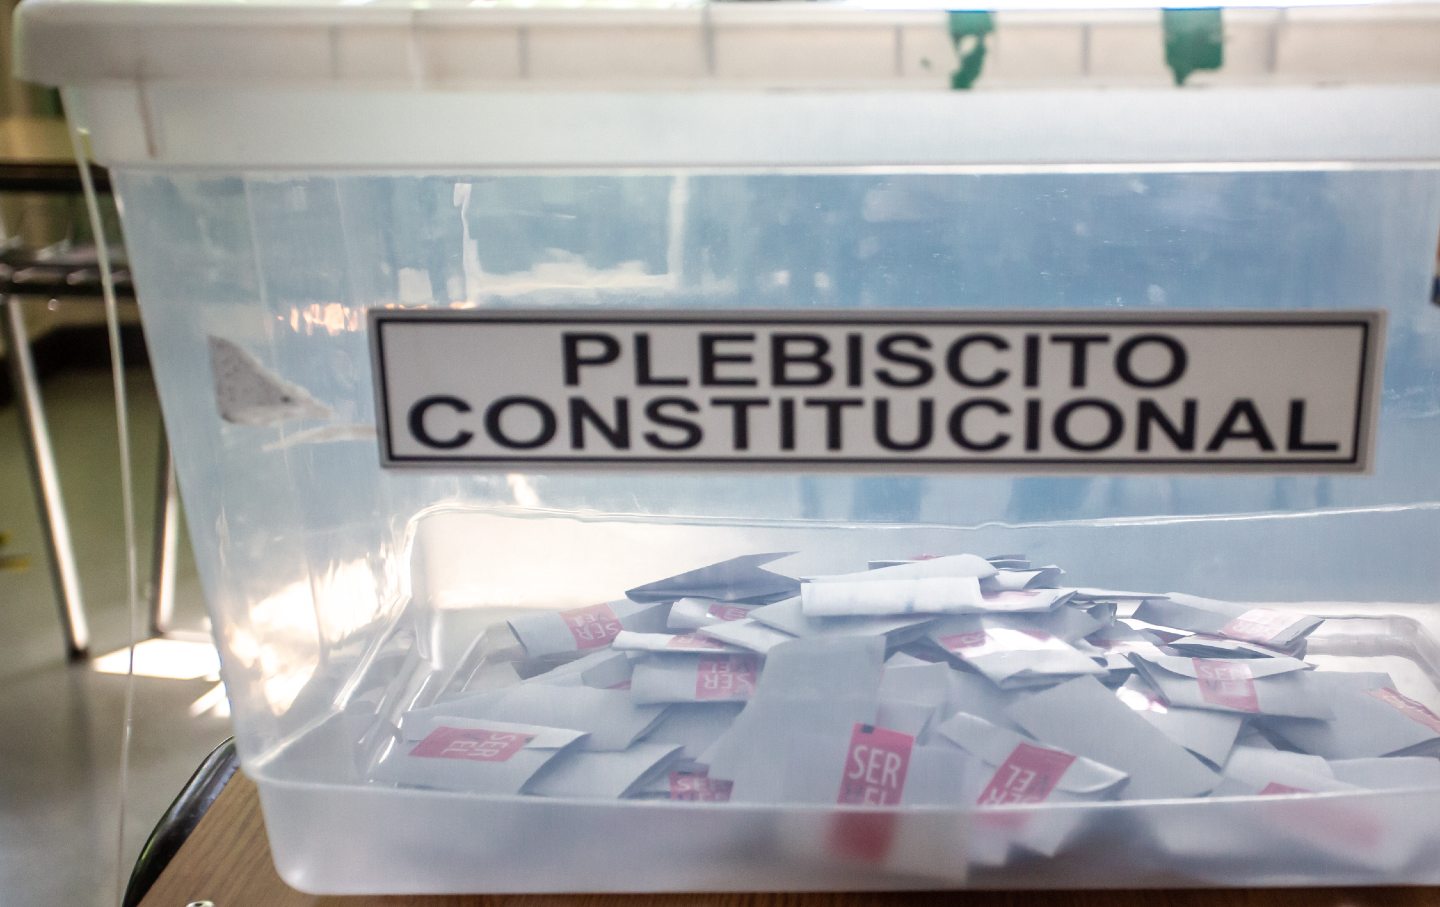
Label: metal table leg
xmin=149 ymin=420 xmax=179 ymax=637
xmin=1 ymin=294 xmax=90 ymax=658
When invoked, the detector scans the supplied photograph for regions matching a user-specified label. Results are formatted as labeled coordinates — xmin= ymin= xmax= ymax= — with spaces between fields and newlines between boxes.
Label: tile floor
xmin=0 ymin=364 xmax=229 ymax=907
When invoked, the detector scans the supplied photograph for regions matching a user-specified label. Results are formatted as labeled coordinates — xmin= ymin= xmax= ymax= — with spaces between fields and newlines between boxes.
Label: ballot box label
xmin=374 ymin=309 xmax=1383 ymax=473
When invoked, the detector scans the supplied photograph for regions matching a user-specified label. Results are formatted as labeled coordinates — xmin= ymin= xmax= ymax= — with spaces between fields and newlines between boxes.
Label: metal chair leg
xmin=149 ymin=420 xmax=179 ymax=638
xmin=1 ymin=294 xmax=90 ymax=658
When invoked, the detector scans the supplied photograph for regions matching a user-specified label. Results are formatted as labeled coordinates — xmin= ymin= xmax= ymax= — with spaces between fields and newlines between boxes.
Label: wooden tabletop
xmin=138 ymin=771 xmax=1440 ymax=907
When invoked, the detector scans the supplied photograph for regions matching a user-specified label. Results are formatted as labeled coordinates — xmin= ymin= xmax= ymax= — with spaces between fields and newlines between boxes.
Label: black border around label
xmin=368 ymin=309 xmax=1383 ymax=473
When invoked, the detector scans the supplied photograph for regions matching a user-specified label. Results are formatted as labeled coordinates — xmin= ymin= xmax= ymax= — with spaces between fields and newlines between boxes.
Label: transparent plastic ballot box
xmin=16 ymin=0 xmax=1440 ymax=895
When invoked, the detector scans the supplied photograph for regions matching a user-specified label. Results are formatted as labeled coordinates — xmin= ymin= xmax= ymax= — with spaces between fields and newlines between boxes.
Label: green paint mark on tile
xmin=948 ymin=11 xmax=995 ymax=91
xmin=1163 ymin=8 xmax=1224 ymax=86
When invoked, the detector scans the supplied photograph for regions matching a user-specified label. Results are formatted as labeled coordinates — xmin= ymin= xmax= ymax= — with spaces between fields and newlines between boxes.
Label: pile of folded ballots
xmin=374 ymin=552 xmax=1440 ymax=811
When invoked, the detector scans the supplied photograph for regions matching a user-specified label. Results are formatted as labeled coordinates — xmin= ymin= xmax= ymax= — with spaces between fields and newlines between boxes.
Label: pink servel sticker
xmin=695 ymin=654 xmax=759 ymax=700
xmin=1259 ymin=782 xmax=1312 ymax=796
xmin=1193 ymin=659 xmax=1260 ymax=713
xmin=1367 ymin=687 xmax=1440 ymax=734
xmin=1220 ymin=608 xmax=1296 ymax=645
xmin=669 ymin=770 xmax=733 ymax=802
xmin=560 ymin=602 xmax=623 ymax=650
xmin=706 ymin=603 xmax=751 ymax=622
xmin=977 ymin=742 xmax=1077 ymax=805
xmin=837 ymin=724 xmax=914 ymax=806
xmin=666 ymin=634 xmax=728 ymax=651
xmin=410 ymin=726 xmax=533 ymax=762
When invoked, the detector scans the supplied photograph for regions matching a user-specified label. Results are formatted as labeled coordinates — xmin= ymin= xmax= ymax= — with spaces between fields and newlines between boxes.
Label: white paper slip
xmin=877 ymin=699 xmax=942 ymax=742
xmin=982 ymin=566 xmax=1065 ymax=593
xmin=1328 ymin=757 xmax=1440 ymax=790
xmin=642 ymin=702 xmax=745 ymax=760
xmin=755 ymin=636 xmax=887 ymax=701
xmin=404 ymin=685 xmax=665 ymax=752
xmin=525 ymin=742 xmax=684 ymax=799
xmin=373 ymin=717 xmax=586 ymax=794
xmin=706 ymin=638 xmax=888 ymax=780
xmin=801 ymin=576 xmax=987 ymax=617
xmin=626 ymin=551 xmax=799 ymax=604
xmin=1028 ymin=604 xmax=1108 ymax=643
xmin=937 ymin=711 xmax=1128 ymax=804
xmin=749 ymin=596 xmax=936 ymax=641
xmin=947 ymin=669 xmax=1028 ymax=731
xmin=1007 ymin=676 xmax=1221 ymax=800
xmin=507 ymin=599 xmax=670 ymax=659
xmin=1114 ymin=676 xmax=1244 ymax=767
xmin=885 ymin=651 xmax=936 ymax=668
xmin=1134 ymin=594 xmax=1322 ymax=648
xmin=708 ymin=696 xmax=880 ymax=798
xmin=523 ymin=648 xmax=635 ymax=690
xmin=929 ymin=617 xmax=1106 ymax=689
xmin=612 ymin=630 xmax=743 ymax=654
xmin=878 ymin=661 xmax=954 ymax=712
xmin=876 ymin=665 xmax=987 ymax=740
xmin=666 ymin=597 xmax=757 ymax=630
xmin=1267 ymin=672 xmax=1440 ymax=759
xmin=630 ymin=653 xmax=762 ymax=704
xmin=806 ymin=553 xmax=997 ymax=584
xmin=1127 ymin=653 xmax=1331 ymax=719
xmin=766 ymin=723 xmax=973 ymax=807
xmin=695 ymin=618 xmax=796 ymax=653
xmin=1212 ymin=746 xmax=1355 ymax=797
xmin=1085 ymin=624 xmax=1172 ymax=663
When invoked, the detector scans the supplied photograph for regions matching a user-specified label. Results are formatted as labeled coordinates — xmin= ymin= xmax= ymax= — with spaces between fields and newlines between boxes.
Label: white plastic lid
xmin=17 ymin=0 xmax=1440 ymax=90
xmin=14 ymin=0 xmax=1440 ymax=168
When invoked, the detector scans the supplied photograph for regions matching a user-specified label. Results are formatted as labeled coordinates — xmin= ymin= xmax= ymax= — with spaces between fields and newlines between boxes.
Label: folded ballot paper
xmin=626 ymin=552 xmax=800 ymax=604
xmin=404 ymin=685 xmax=665 ymax=751
xmin=508 ymin=599 xmax=671 ymax=659
xmin=1127 ymin=652 xmax=1332 ymax=719
xmin=1114 ymin=676 xmax=1244 ymax=766
xmin=695 ymin=618 xmax=796 ymax=653
xmin=800 ymin=554 xmax=1077 ymax=618
xmin=937 ymin=712 xmax=1128 ymax=804
xmin=928 ymin=617 xmax=1106 ymax=689
xmin=373 ymin=716 xmax=587 ymax=794
xmin=1265 ymin=671 xmax=1440 ymax=758
xmin=526 ymin=742 xmax=685 ymax=799
xmin=631 ymin=653 xmax=763 ymax=704
xmin=1133 ymin=594 xmax=1322 ymax=652
xmin=521 ymin=648 xmax=635 ymax=690
xmin=1008 ymin=676 xmax=1221 ymax=800
xmin=749 ymin=595 xmax=936 ymax=641
xmin=666 ymin=597 xmax=758 ymax=630
xmin=371 ymin=545 xmax=1440 ymax=875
